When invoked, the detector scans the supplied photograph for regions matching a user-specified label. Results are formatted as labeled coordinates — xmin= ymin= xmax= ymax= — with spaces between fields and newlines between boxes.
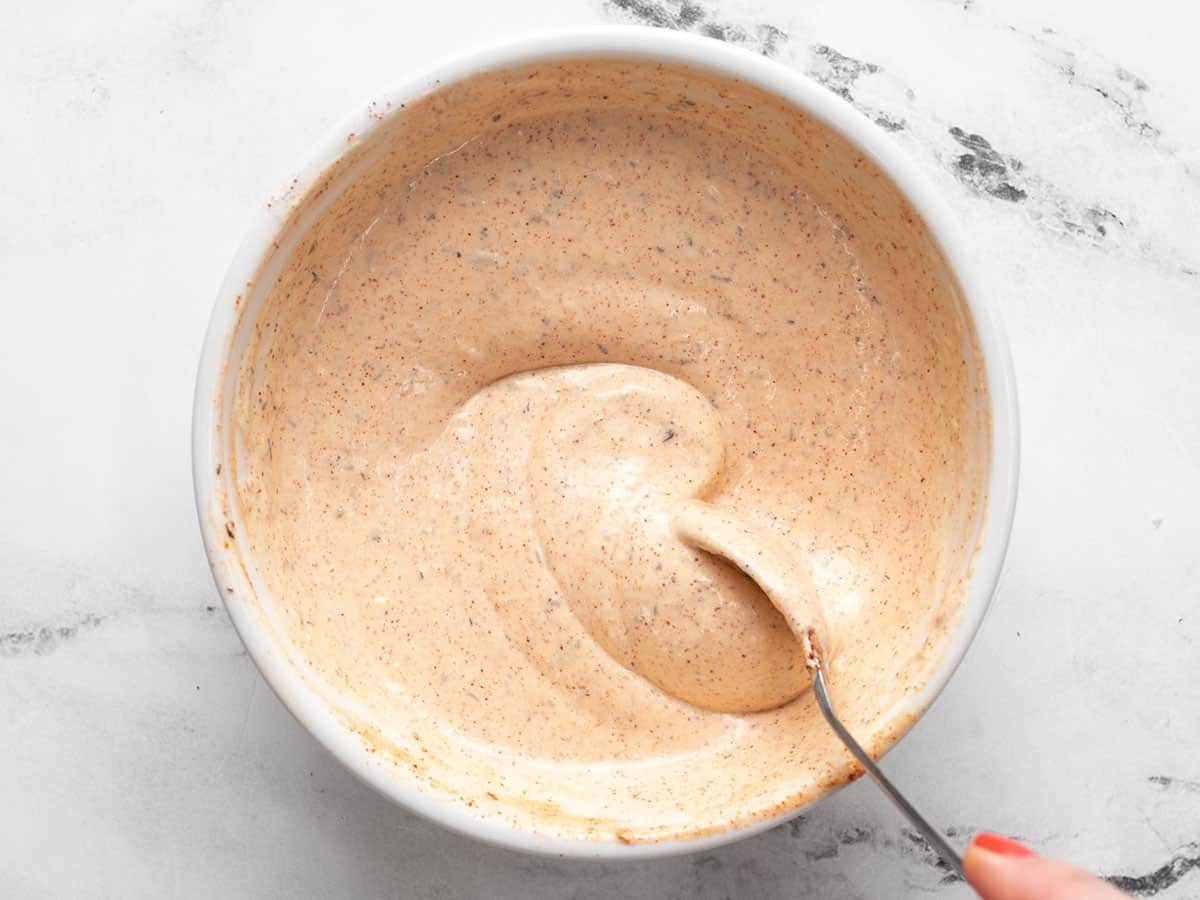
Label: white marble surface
xmin=2 ymin=0 xmax=1198 ymax=896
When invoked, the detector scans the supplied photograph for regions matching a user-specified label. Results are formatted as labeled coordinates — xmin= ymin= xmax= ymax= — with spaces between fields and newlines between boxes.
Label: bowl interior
xmin=194 ymin=31 xmax=1015 ymax=859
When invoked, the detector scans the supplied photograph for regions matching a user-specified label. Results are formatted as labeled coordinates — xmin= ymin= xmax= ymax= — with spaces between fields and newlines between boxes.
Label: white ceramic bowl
xmin=193 ymin=26 xmax=1019 ymax=859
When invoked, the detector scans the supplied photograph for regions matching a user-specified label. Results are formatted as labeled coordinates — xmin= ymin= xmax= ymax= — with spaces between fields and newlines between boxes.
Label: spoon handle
xmin=807 ymin=641 xmax=964 ymax=879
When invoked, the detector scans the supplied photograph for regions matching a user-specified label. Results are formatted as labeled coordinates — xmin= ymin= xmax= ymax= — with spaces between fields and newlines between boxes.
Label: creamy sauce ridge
xmin=231 ymin=60 xmax=987 ymax=841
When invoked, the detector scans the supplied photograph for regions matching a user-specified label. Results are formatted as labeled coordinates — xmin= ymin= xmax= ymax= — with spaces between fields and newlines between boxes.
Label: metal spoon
xmin=802 ymin=629 xmax=964 ymax=879
xmin=673 ymin=502 xmax=964 ymax=876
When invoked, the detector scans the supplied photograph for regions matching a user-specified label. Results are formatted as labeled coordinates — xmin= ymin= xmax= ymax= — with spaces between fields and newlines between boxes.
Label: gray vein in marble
xmin=606 ymin=0 xmax=787 ymax=56
xmin=948 ymin=5 xmax=1200 ymax=275
xmin=949 ymin=127 xmax=1027 ymax=203
xmin=807 ymin=44 xmax=879 ymax=103
xmin=942 ymin=123 xmax=1126 ymax=244
xmin=0 ymin=612 xmax=106 ymax=657
xmin=1106 ymin=844 xmax=1200 ymax=897
xmin=1150 ymin=776 xmax=1200 ymax=795
xmin=0 ymin=602 xmax=236 ymax=660
xmin=0 ymin=552 xmax=241 ymax=660
xmin=1010 ymin=23 xmax=1160 ymax=141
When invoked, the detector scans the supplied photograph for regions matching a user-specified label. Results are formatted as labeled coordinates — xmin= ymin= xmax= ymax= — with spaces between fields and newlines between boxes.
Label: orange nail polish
xmin=972 ymin=833 xmax=1036 ymax=858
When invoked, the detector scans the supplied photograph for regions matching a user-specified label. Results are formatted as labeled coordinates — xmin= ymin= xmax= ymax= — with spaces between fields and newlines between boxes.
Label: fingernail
xmin=970 ymin=832 xmax=1036 ymax=858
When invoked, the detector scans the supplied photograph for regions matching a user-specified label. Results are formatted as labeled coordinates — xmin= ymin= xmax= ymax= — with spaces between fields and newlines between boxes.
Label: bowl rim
xmin=192 ymin=24 xmax=1020 ymax=860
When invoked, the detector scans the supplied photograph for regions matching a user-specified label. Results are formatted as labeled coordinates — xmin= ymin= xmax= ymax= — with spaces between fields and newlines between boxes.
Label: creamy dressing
xmin=230 ymin=60 xmax=987 ymax=841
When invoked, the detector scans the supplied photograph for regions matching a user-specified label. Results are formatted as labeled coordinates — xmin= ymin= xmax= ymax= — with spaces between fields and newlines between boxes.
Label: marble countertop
xmin=2 ymin=0 xmax=1197 ymax=896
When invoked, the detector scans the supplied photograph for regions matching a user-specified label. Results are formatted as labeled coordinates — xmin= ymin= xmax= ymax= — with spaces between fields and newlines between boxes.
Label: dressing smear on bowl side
xmin=230 ymin=60 xmax=988 ymax=842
